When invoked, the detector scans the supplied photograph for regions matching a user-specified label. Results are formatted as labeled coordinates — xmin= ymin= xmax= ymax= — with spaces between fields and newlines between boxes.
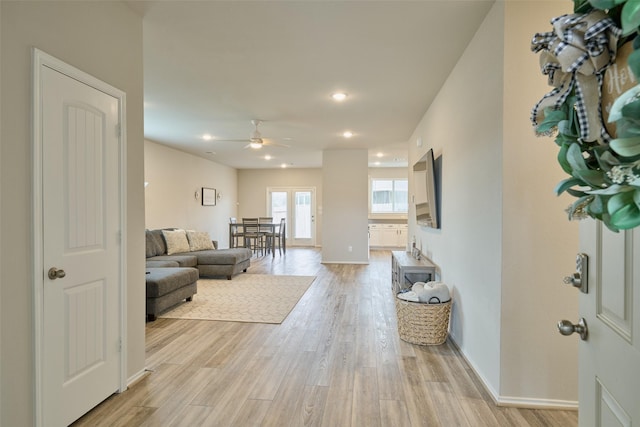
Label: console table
xmin=391 ymin=251 xmax=437 ymax=294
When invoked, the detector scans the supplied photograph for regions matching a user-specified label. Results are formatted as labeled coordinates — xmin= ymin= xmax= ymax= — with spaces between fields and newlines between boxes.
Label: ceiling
xmin=130 ymin=1 xmax=494 ymax=169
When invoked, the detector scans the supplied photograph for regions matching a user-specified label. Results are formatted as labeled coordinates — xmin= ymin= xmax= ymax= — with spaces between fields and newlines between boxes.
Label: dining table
xmin=229 ymin=221 xmax=285 ymax=257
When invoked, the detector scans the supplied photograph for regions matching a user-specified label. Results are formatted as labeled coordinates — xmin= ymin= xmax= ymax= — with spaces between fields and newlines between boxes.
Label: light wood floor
xmin=73 ymin=248 xmax=578 ymax=427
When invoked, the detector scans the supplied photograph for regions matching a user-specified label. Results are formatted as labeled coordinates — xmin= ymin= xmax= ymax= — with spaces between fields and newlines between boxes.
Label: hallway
xmin=73 ymin=249 xmax=577 ymax=426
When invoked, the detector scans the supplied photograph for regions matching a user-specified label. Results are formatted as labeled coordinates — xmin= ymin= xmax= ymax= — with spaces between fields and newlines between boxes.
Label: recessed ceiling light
xmin=343 ymin=131 xmax=353 ymax=138
xmin=202 ymin=134 xmax=212 ymax=141
xmin=331 ymin=92 xmax=348 ymax=101
xmin=265 ymin=155 xmax=272 ymax=160
xmin=376 ymin=152 xmax=384 ymax=158
xmin=281 ymin=163 xmax=287 ymax=168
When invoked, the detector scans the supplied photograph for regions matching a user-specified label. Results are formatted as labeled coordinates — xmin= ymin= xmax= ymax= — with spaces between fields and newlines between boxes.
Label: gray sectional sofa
xmin=145 ymin=229 xmax=252 ymax=279
xmin=145 ymin=228 xmax=252 ymax=321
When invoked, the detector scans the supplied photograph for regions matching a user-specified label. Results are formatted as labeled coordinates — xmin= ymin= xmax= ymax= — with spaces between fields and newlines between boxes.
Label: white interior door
xmin=576 ymin=219 xmax=640 ymax=426
xmin=34 ymin=51 xmax=125 ymax=426
xmin=268 ymin=187 xmax=316 ymax=247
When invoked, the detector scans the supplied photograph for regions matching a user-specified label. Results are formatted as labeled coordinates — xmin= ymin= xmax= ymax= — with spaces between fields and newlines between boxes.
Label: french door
xmin=267 ymin=187 xmax=316 ymax=247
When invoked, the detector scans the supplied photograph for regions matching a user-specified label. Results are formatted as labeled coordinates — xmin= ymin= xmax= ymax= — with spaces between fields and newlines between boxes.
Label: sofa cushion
xmin=146 ymin=229 xmax=167 ymax=257
xmin=186 ymin=230 xmax=215 ymax=251
xmin=191 ymin=248 xmax=252 ymax=265
xmin=147 ymin=254 xmax=198 ymax=267
xmin=163 ymin=229 xmax=190 ymax=255
xmin=145 ymin=231 xmax=156 ymax=258
xmin=146 ymin=267 xmax=199 ymax=298
xmin=146 ymin=260 xmax=180 ymax=268
xmin=145 ymin=230 xmax=166 ymax=257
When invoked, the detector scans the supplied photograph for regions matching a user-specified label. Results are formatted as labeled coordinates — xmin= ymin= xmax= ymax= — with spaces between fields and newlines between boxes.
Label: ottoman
xmin=146 ymin=267 xmax=199 ymax=321
xmin=193 ymin=247 xmax=252 ymax=280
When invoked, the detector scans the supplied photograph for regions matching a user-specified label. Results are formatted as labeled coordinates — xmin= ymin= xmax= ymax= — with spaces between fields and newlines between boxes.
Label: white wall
xmin=1 ymin=2 xmax=145 ymax=425
xmin=407 ymin=1 xmax=578 ymax=406
xmin=322 ymin=149 xmax=369 ymax=263
xmin=237 ymin=167 xmax=405 ymax=248
xmin=408 ymin=2 xmax=504 ymax=396
xmin=144 ymin=140 xmax=238 ymax=247
xmin=501 ymin=1 xmax=578 ymax=404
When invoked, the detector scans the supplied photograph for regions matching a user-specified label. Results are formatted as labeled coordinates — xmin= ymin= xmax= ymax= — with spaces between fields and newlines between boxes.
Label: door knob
xmin=557 ymin=318 xmax=588 ymax=341
xmin=48 ymin=267 xmax=66 ymax=280
xmin=563 ymin=273 xmax=582 ymax=287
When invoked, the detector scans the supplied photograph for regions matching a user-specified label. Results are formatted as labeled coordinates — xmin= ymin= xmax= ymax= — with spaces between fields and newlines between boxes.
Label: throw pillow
xmin=146 ymin=229 xmax=166 ymax=257
xmin=186 ymin=230 xmax=215 ymax=251
xmin=162 ymin=229 xmax=190 ymax=255
xmin=145 ymin=230 xmax=157 ymax=258
xmin=150 ymin=229 xmax=167 ymax=255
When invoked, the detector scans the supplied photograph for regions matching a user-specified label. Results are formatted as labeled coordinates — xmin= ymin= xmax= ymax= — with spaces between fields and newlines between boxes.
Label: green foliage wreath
xmin=531 ymin=0 xmax=640 ymax=231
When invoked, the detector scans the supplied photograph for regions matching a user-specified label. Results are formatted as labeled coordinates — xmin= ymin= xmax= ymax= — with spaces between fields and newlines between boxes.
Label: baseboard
xmin=447 ymin=336 xmax=578 ymax=411
xmin=496 ymin=396 xmax=578 ymax=410
xmin=126 ymin=368 xmax=150 ymax=389
xmin=320 ymin=261 xmax=369 ymax=265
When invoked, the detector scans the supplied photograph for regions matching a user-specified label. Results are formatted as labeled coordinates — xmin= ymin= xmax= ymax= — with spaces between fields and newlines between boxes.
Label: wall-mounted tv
xmin=413 ymin=149 xmax=440 ymax=229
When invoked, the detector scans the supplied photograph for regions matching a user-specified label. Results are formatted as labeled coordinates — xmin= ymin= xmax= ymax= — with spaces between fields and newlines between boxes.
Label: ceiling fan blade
xmin=262 ymin=139 xmax=290 ymax=148
xmin=244 ymin=142 xmax=263 ymax=150
xmin=219 ymin=121 xmax=288 ymax=149
xmin=214 ymin=139 xmax=250 ymax=143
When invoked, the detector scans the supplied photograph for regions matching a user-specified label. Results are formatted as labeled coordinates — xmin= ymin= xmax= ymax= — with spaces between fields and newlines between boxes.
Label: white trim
xmin=126 ymin=368 xmax=149 ymax=388
xmin=447 ymin=336 xmax=578 ymax=411
xmin=321 ymin=261 xmax=370 ymax=265
xmin=31 ymin=48 xmax=128 ymax=426
xmin=118 ymin=87 xmax=128 ymax=395
xmin=496 ymin=396 xmax=578 ymax=410
xmin=0 ymin=3 xmax=3 ymax=421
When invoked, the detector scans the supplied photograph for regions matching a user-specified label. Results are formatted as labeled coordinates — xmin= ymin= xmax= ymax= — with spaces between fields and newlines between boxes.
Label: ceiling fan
xmin=220 ymin=120 xmax=289 ymax=150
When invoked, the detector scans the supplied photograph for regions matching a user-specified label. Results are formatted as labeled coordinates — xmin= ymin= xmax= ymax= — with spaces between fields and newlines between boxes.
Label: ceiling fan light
xmin=331 ymin=92 xmax=348 ymax=101
xmin=249 ymin=141 xmax=263 ymax=149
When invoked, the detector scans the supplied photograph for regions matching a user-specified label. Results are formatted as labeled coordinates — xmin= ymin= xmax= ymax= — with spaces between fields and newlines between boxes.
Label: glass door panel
xmin=268 ymin=187 xmax=315 ymax=246
xmin=271 ymin=191 xmax=288 ymax=225
xmin=294 ymin=191 xmax=311 ymax=239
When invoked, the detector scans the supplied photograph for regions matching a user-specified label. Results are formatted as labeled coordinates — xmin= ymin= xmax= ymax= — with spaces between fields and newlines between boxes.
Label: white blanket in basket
xmin=400 ymin=282 xmax=450 ymax=303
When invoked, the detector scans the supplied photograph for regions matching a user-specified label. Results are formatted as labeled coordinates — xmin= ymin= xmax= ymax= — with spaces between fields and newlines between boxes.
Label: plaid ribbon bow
xmin=531 ymin=10 xmax=621 ymax=143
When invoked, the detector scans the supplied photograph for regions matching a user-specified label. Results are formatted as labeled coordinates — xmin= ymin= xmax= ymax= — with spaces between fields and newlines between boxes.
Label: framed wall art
xmin=201 ymin=187 xmax=216 ymax=206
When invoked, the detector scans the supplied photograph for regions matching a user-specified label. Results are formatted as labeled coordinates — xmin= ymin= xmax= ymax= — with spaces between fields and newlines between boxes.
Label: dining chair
xmin=242 ymin=218 xmax=263 ymax=255
xmin=259 ymin=217 xmax=274 ymax=254
xmin=229 ymin=217 xmax=244 ymax=248
xmin=272 ymin=217 xmax=286 ymax=255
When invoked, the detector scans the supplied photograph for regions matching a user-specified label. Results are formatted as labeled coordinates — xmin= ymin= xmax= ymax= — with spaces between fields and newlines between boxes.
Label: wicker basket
xmin=395 ymin=295 xmax=451 ymax=345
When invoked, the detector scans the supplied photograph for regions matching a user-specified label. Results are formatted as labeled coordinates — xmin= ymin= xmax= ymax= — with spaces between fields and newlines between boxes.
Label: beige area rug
xmin=159 ymin=274 xmax=316 ymax=324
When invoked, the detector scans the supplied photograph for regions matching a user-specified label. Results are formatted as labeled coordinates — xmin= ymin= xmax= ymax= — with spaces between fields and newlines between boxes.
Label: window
xmin=371 ymin=179 xmax=408 ymax=213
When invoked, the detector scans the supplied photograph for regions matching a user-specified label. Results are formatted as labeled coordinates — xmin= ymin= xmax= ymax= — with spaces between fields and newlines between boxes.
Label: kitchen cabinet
xmin=369 ymin=223 xmax=407 ymax=248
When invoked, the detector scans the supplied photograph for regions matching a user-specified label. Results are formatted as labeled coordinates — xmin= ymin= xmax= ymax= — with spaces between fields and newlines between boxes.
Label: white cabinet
xmin=381 ymin=225 xmax=398 ymax=247
xmin=369 ymin=224 xmax=384 ymax=247
xmin=369 ymin=223 xmax=407 ymax=248
xmin=397 ymin=224 xmax=408 ymax=248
